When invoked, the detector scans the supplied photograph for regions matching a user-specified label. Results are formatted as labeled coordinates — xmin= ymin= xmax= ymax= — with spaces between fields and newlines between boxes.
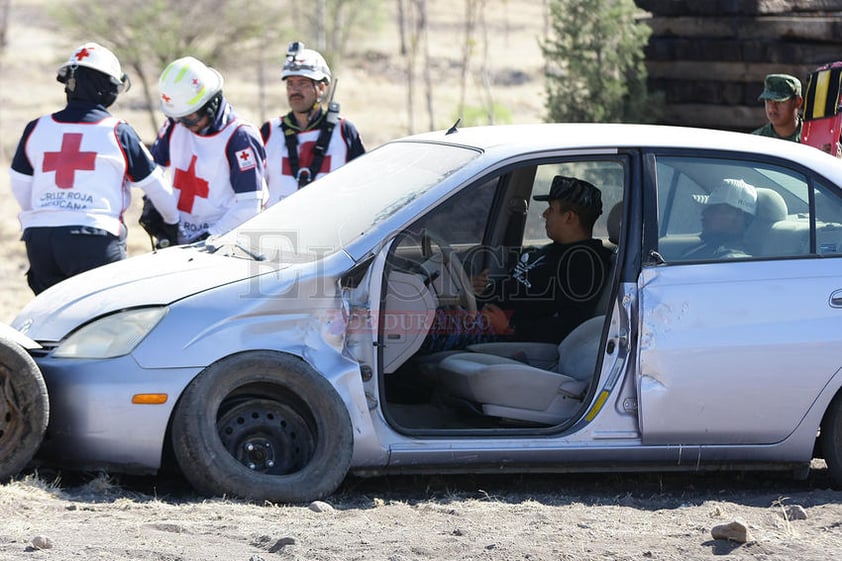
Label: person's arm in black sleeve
xmin=117 ymin=121 xmax=180 ymax=247
xmin=209 ymin=125 xmax=266 ymax=236
xmin=149 ymin=118 xmax=176 ymax=166
xmin=341 ymin=119 xmax=366 ymax=160
xmin=9 ymin=119 xmax=39 ymax=211
xmin=259 ymin=121 xmax=272 ymax=144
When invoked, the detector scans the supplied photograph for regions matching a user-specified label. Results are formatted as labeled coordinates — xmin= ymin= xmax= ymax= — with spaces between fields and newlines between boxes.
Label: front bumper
xmin=33 ymin=352 xmax=201 ymax=474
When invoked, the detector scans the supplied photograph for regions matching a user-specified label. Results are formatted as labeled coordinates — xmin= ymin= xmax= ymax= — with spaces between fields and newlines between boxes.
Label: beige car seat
xmin=438 ymin=315 xmax=605 ymax=424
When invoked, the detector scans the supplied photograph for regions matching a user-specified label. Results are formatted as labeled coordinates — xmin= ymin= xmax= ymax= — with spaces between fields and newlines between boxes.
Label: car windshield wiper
xmin=204 ymin=239 xmax=266 ymax=261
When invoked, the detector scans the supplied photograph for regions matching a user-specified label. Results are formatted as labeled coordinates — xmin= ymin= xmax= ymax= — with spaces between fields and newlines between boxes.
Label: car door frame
xmin=636 ymin=148 xmax=842 ymax=454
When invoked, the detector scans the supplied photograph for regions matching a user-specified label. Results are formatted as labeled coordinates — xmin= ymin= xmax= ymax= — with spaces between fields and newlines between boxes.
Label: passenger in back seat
xmin=682 ymin=178 xmax=758 ymax=260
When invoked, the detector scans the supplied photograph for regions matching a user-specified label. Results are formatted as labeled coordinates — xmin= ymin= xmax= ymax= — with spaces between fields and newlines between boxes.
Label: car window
xmin=390 ymin=174 xmax=500 ymax=280
xmin=524 ymin=160 xmax=626 ymax=248
xmin=654 ymin=155 xmax=842 ymax=261
xmin=390 ymin=157 xmax=627 ymax=286
xmin=815 ymin=178 xmax=842 ymax=255
xmin=415 ymin=176 xmax=499 ymax=245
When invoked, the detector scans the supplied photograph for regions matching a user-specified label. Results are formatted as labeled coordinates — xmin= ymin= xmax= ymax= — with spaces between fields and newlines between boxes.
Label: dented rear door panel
xmin=637 ymin=260 xmax=842 ymax=445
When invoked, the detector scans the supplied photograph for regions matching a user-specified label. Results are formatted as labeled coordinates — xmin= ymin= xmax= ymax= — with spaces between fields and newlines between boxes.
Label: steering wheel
xmin=420 ymin=230 xmax=477 ymax=314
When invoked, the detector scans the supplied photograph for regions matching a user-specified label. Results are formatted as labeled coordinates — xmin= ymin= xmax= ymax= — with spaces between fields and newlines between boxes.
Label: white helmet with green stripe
xmin=158 ymin=56 xmax=224 ymax=118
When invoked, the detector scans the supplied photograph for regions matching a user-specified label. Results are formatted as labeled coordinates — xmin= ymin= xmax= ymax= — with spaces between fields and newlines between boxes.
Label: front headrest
xmin=607 ymin=201 xmax=623 ymax=245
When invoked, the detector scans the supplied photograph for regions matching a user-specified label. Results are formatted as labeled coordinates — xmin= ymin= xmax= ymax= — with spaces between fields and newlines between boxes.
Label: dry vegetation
xmin=1 ymin=2 xmax=842 ymax=561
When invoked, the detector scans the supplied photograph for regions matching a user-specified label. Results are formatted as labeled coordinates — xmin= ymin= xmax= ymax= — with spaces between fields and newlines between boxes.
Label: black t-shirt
xmin=489 ymin=238 xmax=612 ymax=343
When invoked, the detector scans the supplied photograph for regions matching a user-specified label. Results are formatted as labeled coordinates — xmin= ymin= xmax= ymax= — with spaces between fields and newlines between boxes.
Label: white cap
xmin=706 ymin=178 xmax=757 ymax=216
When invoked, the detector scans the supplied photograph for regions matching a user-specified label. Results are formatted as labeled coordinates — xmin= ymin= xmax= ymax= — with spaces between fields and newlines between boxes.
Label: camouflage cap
xmin=758 ymin=73 xmax=802 ymax=102
xmin=534 ymin=175 xmax=603 ymax=216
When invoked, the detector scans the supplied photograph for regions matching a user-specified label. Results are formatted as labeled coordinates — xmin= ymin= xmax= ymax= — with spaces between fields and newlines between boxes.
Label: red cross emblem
xmin=42 ymin=133 xmax=97 ymax=189
xmin=162 ymin=93 xmax=172 ymax=104
xmin=281 ymin=140 xmax=332 ymax=176
xmin=173 ymin=154 xmax=209 ymax=212
xmin=74 ymin=47 xmax=93 ymax=61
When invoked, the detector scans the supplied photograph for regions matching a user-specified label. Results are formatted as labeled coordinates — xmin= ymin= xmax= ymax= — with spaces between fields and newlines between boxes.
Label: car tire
xmin=171 ymin=351 xmax=353 ymax=503
xmin=822 ymin=391 xmax=842 ymax=489
xmin=0 ymin=336 xmax=49 ymax=482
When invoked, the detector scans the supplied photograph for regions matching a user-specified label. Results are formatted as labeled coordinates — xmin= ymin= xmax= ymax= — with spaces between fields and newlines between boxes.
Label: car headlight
xmin=52 ymin=307 xmax=168 ymax=359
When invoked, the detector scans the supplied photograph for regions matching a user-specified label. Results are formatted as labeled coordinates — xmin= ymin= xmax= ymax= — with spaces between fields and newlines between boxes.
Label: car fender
xmin=0 ymin=323 xmax=41 ymax=351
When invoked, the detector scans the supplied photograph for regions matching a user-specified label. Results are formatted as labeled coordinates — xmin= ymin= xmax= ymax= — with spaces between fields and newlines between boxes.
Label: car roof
xmin=398 ymin=123 xmax=842 ymax=182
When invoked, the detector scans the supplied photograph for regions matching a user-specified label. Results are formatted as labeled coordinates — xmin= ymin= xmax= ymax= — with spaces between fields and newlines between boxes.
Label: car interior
xmin=377 ymin=158 xmax=626 ymax=433
xmin=655 ymin=156 xmax=842 ymax=261
xmin=373 ymin=151 xmax=842 ymax=434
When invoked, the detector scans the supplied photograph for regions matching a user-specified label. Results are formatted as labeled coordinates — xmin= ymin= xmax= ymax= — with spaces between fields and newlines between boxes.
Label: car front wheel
xmin=171 ymin=351 xmax=353 ymax=503
xmin=0 ymin=336 xmax=49 ymax=482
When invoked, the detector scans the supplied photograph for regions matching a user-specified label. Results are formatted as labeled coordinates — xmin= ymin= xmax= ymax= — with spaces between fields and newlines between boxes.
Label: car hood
xmin=12 ymin=246 xmax=283 ymax=342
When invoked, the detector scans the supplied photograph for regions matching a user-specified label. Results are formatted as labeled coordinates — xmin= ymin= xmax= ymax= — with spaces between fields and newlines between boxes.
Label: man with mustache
xmin=260 ymin=42 xmax=366 ymax=206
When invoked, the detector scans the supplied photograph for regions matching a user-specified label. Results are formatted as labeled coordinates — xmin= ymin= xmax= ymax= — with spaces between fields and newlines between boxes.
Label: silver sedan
xmin=8 ymin=123 xmax=842 ymax=503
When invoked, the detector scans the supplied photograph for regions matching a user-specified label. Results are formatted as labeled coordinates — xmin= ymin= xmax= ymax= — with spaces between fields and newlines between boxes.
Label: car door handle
xmin=830 ymin=289 xmax=842 ymax=308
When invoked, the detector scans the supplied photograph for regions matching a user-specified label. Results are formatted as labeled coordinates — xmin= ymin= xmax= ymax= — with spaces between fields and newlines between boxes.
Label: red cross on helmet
xmin=158 ymin=56 xmax=224 ymax=119
xmin=57 ymin=42 xmax=130 ymax=93
xmin=281 ymin=42 xmax=331 ymax=85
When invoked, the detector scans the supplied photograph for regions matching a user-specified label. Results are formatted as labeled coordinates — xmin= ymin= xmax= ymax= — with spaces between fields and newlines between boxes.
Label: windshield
xmin=219 ymin=141 xmax=479 ymax=263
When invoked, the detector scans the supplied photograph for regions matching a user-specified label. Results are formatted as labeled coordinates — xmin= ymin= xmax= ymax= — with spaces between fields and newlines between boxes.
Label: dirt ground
xmin=2 ymin=2 xmax=842 ymax=560
xmin=1 ymin=466 xmax=841 ymax=560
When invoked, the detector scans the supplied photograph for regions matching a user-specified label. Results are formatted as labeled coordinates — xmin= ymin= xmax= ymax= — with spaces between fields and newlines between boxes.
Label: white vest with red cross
xmin=19 ymin=115 xmax=130 ymax=236
xmin=166 ymin=119 xmax=256 ymax=242
xmin=263 ymin=116 xmax=352 ymax=206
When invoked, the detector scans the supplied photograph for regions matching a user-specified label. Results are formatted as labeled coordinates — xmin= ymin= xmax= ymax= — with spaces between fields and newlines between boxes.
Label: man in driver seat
xmin=421 ymin=175 xmax=612 ymax=352
xmin=481 ymin=175 xmax=612 ymax=344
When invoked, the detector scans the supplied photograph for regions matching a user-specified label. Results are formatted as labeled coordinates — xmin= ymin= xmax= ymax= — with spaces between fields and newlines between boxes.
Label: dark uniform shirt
xmin=490 ymin=238 xmax=612 ymax=343
xmin=751 ymin=119 xmax=802 ymax=142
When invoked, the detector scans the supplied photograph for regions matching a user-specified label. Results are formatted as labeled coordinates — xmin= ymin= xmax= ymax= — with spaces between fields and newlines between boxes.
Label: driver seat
xmin=437 ymin=315 xmax=605 ymax=424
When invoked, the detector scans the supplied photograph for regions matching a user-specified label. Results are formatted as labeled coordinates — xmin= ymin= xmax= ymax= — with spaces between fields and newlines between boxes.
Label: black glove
xmin=139 ymin=196 xmax=180 ymax=249
xmin=157 ymin=221 xmax=180 ymax=248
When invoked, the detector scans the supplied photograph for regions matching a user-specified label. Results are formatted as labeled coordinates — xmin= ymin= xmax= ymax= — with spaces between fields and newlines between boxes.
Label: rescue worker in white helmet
xmin=9 ymin=41 xmax=180 ymax=295
xmin=148 ymin=56 xmax=267 ymax=244
xmin=260 ymin=41 xmax=365 ymax=206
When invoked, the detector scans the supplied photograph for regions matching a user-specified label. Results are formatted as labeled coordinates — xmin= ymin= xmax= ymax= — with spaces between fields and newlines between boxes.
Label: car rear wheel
xmin=171 ymin=351 xmax=353 ymax=503
xmin=821 ymin=391 xmax=842 ymax=489
xmin=0 ymin=336 xmax=49 ymax=482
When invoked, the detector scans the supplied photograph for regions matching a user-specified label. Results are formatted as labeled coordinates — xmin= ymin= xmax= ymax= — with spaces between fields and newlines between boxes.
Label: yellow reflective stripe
xmin=161 ymin=62 xmax=206 ymax=108
xmin=187 ymin=87 xmax=207 ymax=107
xmin=812 ymin=70 xmax=831 ymax=120
xmin=584 ymin=389 xmax=610 ymax=422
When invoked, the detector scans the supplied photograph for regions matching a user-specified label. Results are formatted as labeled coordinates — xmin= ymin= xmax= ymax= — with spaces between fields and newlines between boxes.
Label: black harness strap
xmin=281 ymin=112 xmax=337 ymax=187
xmin=804 ymin=64 xmax=842 ymax=121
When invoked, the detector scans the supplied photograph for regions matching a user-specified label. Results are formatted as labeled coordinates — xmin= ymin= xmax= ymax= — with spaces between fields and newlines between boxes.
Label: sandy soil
xmin=1 ymin=467 xmax=841 ymax=560
xmin=2 ymin=2 xmax=842 ymax=561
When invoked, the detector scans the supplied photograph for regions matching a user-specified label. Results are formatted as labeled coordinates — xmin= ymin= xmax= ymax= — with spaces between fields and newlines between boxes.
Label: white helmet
xmin=57 ymin=42 xmax=130 ymax=92
xmin=282 ymin=42 xmax=331 ymax=84
xmin=158 ymin=56 xmax=224 ymax=118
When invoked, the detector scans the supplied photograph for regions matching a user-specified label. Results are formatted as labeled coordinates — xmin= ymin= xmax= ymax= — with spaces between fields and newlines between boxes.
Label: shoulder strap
xmin=280 ymin=115 xmax=304 ymax=185
xmin=280 ymin=109 xmax=337 ymax=188
xmin=306 ymin=116 xmax=337 ymax=185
